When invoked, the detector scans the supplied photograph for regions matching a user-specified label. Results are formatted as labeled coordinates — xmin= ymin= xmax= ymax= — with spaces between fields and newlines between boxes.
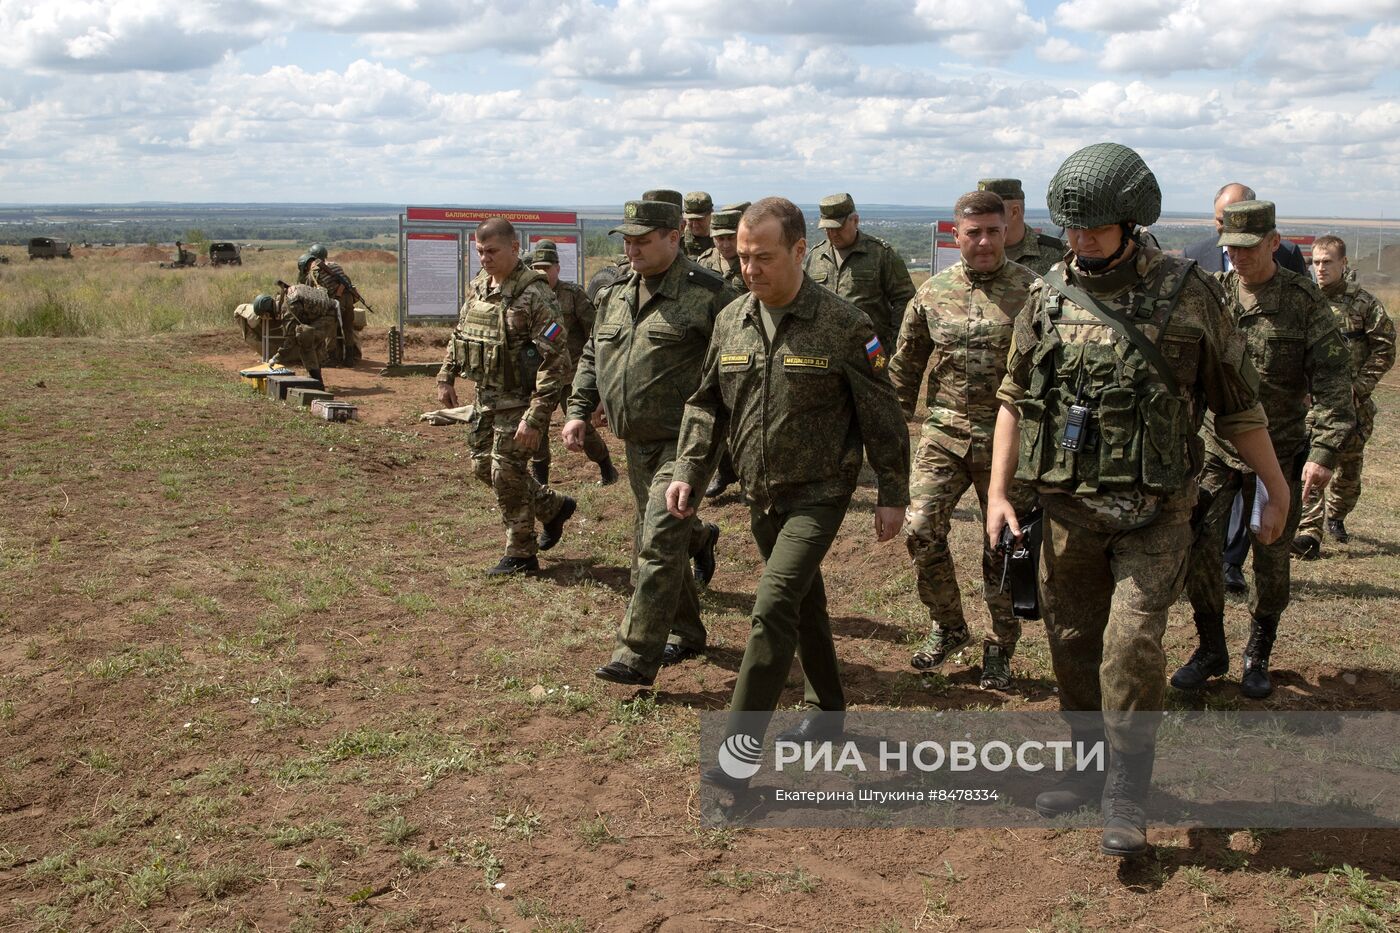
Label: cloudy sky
xmin=2 ymin=0 xmax=1397 ymax=215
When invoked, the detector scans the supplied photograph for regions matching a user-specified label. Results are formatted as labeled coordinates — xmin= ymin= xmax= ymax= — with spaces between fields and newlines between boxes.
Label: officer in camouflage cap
xmin=987 ymin=142 xmax=1289 ymax=858
xmin=696 ymin=201 xmax=750 ymax=502
xmin=667 ymin=197 xmax=910 ymax=781
xmin=978 ymin=178 xmax=1066 ymax=277
xmin=529 ymin=239 xmax=619 ymax=488
xmin=586 ymin=189 xmax=686 ymax=302
xmin=889 ymin=190 xmax=1038 ymax=690
xmin=804 ymin=193 xmax=916 ymax=353
xmin=437 ymin=217 xmax=577 ymax=576
xmin=1179 ymin=201 xmax=1354 ymax=698
xmin=683 ymin=191 xmax=715 ymax=259
xmin=566 ymin=198 xmax=739 ymax=687
xmin=1293 ymin=235 xmax=1395 ymax=557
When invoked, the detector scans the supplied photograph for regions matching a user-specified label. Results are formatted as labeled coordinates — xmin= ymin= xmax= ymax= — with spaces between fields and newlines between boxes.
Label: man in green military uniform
xmin=697 ymin=203 xmax=749 ymax=292
xmin=667 ymin=197 xmax=910 ymax=772
xmin=889 ymin=190 xmax=1038 ymax=690
xmin=977 ymin=178 xmax=1066 ymax=277
xmin=1177 ymin=202 xmax=1355 ymax=698
xmin=305 ymin=245 xmax=363 ymax=365
xmin=565 ymin=199 xmax=737 ymax=686
xmin=1292 ymin=235 xmax=1395 ymax=558
xmin=682 ymin=191 xmax=715 ymax=259
xmin=587 ymin=189 xmax=685 ymax=301
xmin=267 ymin=284 xmax=340 ymax=386
xmin=437 ymin=218 xmax=577 ymax=576
xmin=986 ymin=144 xmax=1289 ymax=858
xmin=804 ymin=193 xmax=916 ymax=353
xmin=528 ymin=239 xmax=619 ymax=487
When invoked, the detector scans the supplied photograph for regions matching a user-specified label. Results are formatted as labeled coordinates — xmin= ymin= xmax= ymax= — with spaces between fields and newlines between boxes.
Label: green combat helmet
xmin=252 ymin=294 xmax=276 ymax=316
xmin=308 ymin=244 xmax=328 ymax=260
xmin=1046 ymin=142 xmax=1161 ymax=229
xmin=297 ymin=253 xmax=314 ymax=277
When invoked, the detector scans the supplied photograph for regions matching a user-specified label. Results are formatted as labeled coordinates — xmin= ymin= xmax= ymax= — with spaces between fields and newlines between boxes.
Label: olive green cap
xmin=711 ymin=209 xmax=742 ymax=234
xmin=642 ymin=189 xmax=684 ymax=208
xmin=978 ymin=178 xmax=1025 ymax=201
xmin=721 ymin=200 xmax=751 ymax=214
xmin=683 ymin=191 xmax=714 ymax=218
xmin=818 ymin=193 xmax=855 ymax=228
xmin=611 ymin=199 xmax=683 ymax=236
xmin=531 ymin=239 xmax=559 ymax=266
xmin=1217 ymin=200 xmax=1276 ymax=248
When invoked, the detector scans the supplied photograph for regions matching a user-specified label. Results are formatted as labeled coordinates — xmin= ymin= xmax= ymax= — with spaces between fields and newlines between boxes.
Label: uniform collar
xmin=630 ymin=253 xmax=689 ymax=302
xmin=1322 ymin=278 xmax=1347 ymax=299
xmin=742 ymin=275 xmax=822 ymax=323
xmin=961 ymin=257 xmax=1007 ymax=284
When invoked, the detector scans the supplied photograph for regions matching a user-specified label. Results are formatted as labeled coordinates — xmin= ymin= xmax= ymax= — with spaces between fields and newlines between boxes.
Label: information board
xmin=405 ymin=232 xmax=461 ymax=319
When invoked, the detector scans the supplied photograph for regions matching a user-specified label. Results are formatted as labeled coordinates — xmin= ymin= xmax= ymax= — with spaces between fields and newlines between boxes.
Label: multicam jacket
xmin=567 ymin=256 xmax=738 ymax=443
xmin=889 ymin=258 xmax=1037 ymax=461
xmin=673 ymin=275 xmax=911 ymax=513
xmin=1207 ymin=267 xmax=1355 ymax=471
xmin=999 ymin=243 xmax=1267 ymax=531
xmin=804 ymin=230 xmax=917 ymax=351
xmin=437 ymin=262 xmax=570 ymax=429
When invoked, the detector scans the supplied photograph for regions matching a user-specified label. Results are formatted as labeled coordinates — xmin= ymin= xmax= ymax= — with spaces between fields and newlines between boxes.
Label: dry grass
xmin=0 ymin=245 xmax=399 ymax=339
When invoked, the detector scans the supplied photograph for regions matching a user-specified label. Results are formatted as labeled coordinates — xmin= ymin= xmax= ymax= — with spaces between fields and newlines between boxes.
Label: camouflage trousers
xmin=903 ymin=438 xmax=1035 ymax=648
xmin=1187 ymin=453 xmax=1305 ymax=622
xmin=533 ymin=402 xmax=610 ymax=471
xmin=332 ymin=295 xmax=360 ymax=363
xmin=611 ymin=438 xmax=707 ymax=679
xmin=272 ymin=317 xmax=337 ymax=373
xmin=1041 ymin=512 xmax=1192 ymax=753
xmin=1298 ymin=402 xmax=1374 ymax=540
xmin=467 ymin=406 xmax=567 ymax=558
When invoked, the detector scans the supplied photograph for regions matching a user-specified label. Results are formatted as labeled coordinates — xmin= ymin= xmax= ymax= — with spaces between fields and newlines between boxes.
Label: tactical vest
xmin=1014 ymin=262 xmax=1195 ymax=496
xmin=448 ymin=269 xmax=546 ymax=393
xmin=283 ymin=284 xmax=337 ymax=324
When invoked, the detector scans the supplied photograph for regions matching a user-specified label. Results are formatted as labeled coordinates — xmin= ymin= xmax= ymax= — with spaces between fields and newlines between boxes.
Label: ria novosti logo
xmin=717 ymin=733 xmax=764 ymax=780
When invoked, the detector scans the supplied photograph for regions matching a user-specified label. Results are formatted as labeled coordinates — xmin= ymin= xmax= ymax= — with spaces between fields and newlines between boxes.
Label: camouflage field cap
xmin=721 ymin=200 xmax=752 ymax=214
xmin=978 ymin=178 xmax=1025 ymax=201
xmin=711 ymin=209 xmax=743 ymax=235
xmin=683 ymin=191 xmax=714 ymax=218
xmin=611 ymin=199 xmax=683 ymax=236
xmin=531 ymin=239 xmax=559 ymax=266
xmin=1217 ymin=200 xmax=1276 ymax=248
xmin=818 ymin=193 xmax=856 ymax=228
xmin=642 ymin=189 xmax=684 ymax=208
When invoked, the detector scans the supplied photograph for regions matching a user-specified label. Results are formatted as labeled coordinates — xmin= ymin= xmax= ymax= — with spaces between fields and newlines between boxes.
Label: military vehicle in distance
xmin=209 ymin=242 xmax=242 ymax=266
xmin=28 ymin=237 xmax=72 ymax=259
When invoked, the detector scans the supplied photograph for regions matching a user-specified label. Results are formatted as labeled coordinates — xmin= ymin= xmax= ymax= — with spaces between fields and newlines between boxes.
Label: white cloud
xmin=1036 ymin=37 xmax=1087 ymax=64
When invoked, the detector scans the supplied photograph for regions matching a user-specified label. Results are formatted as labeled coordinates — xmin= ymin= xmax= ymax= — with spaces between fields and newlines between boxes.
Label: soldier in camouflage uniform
xmin=1178 ymin=203 xmax=1355 ymax=698
xmin=977 ymin=178 xmax=1066 ymax=277
xmin=987 ymin=144 xmax=1288 ymax=858
xmin=565 ymin=199 xmax=738 ymax=686
xmin=697 ymin=203 xmax=749 ymax=292
xmin=889 ymin=190 xmax=1038 ymax=690
xmin=527 ymin=240 xmax=619 ymax=488
xmin=305 ymin=245 xmax=363 ymax=365
xmin=1293 ymin=235 xmax=1395 ymax=557
xmin=667 ymin=197 xmax=910 ymax=773
xmin=267 ymin=284 xmax=340 ymax=385
xmin=804 ymin=193 xmax=916 ymax=353
xmin=586 ymin=189 xmax=685 ymax=302
xmin=437 ymin=218 xmax=577 ymax=576
xmin=682 ymin=192 xmax=715 ymax=259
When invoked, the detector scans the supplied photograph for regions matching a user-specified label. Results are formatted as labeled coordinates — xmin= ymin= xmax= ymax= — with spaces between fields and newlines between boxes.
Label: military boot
xmin=307 ymin=368 xmax=324 ymax=389
xmin=705 ymin=453 xmax=737 ymax=499
xmin=486 ymin=555 xmax=539 ymax=576
xmin=1290 ymin=534 xmax=1320 ymax=560
xmin=1326 ymin=518 xmax=1349 ymax=543
xmin=531 ymin=461 xmax=549 ymax=486
xmin=978 ymin=643 xmax=1013 ymax=690
xmin=1241 ymin=614 xmax=1279 ymax=699
xmin=1100 ymin=747 xmax=1156 ymax=858
xmin=910 ymin=625 xmax=970 ymax=671
xmin=596 ymin=454 xmax=619 ymax=486
xmin=1035 ymin=728 xmax=1108 ymax=817
xmin=538 ymin=497 xmax=576 ymax=552
xmin=1170 ymin=612 xmax=1229 ymax=690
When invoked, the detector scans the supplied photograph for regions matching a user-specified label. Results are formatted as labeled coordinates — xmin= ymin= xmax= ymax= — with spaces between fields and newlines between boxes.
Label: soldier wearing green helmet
xmin=302 ymin=245 xmax=363 ymax=365
xmin=986 ymin=142 xmax=1290 ymax=859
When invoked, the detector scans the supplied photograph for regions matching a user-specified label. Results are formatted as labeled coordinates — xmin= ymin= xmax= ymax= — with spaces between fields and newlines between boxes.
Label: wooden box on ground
xmin=287 ymin=388 xmax=334 ymax=408
xmin=265 ymin=374 xmax=323 ymax=401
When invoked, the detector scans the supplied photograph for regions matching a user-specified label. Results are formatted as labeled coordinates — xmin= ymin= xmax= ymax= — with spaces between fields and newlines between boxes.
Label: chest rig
xmin=449 ymin=269 xmax=546 ymax=392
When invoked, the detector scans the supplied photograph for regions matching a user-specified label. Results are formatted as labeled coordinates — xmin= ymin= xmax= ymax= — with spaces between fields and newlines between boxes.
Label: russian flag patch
xmin=865 ymin=336 xmax=882 ymax=359
xmin=542 ymin=321 xmax=563 ymax=342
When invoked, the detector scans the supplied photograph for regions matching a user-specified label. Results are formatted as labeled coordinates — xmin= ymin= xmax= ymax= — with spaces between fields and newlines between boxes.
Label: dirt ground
xmin=1 ymin=327 xmax=1398 ymax=932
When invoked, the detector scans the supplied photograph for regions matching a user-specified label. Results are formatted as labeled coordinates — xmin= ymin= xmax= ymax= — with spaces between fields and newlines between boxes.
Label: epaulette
xmin=685 ymin=264 xmax=727 ymax=293
xmin=1037 ymin=232 xmax=1066 ymax=250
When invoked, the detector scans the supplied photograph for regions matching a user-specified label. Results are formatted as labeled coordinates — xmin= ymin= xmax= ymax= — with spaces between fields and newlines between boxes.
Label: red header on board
xmin=408 ymin=206 xmax=579 ymax=225
xmin=407 ymin=232 xmax=457 ymax=240
xmin=1284 ymin=235 xmax=1316 ymax=246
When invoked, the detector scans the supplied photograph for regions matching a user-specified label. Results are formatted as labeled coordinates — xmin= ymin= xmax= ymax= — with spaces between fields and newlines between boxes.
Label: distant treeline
xmin=2 ymin=222 xmax=397 ymax=247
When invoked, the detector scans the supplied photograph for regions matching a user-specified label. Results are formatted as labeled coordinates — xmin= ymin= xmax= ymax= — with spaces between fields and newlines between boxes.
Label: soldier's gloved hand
xmin=1301 ymin=461 xmax=1334 ymax=504
xmin=514 ymin=420 xmax=540 ymax=449
xmin=437 ymin=381 xmax=457 ymax=407
xmin=562 ymin=419 xmax=588 ymax=453
xmin=665 ymin=481 xmax=696 ymax=520
xmin=985 ymin=497 xmax=1021 ymax=550
xmin=874 ymin=507 xmax=904 ymax=543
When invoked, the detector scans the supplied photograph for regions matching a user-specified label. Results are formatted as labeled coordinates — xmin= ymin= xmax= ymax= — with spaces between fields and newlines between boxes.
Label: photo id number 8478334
xmin=929 ymin=789 xmax=999 ymax=802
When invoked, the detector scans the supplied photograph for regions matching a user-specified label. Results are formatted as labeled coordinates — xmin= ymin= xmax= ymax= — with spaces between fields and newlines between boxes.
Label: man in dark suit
xmin=1184 ymin=183 xmax=1309 ymax=275
xmin=1184 ymin=182 xmax=1309 ymax=596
